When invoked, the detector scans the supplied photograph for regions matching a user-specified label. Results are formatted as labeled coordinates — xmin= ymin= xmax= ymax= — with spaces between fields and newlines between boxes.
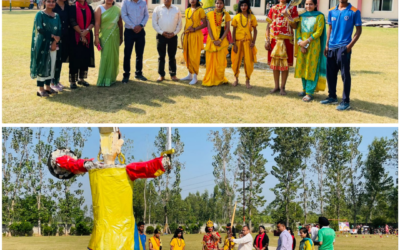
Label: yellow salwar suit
xmin=231 ymin=14 xmax=258 ymax=80
xmin=223 ymin=236 xmax=235 ymax=250
xmin=183 ymin=7 xmax=206 ymax=75
xmin=202 ymin=10 xmax=231 ymax=87
xmin=150 ymin=236 xmax=162 ymax=250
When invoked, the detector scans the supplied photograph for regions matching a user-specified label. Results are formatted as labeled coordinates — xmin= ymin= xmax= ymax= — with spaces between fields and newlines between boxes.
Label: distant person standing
xmin=287 ymin=227 xmax=296 ymax=250
xmin=229 ymin=225 xmax=253 ymax=250
xmin=299 ymin=228 xmax=314 ymax=250
xmin=320 ymin=0 xmax=362 ymax=111
xmin=152 ymin=0 xmax=182 ymax=82
xmin=276 ymin=221 xmax=293 ymax=250
xmin=138 ymin=222 xmax=147 ymax=250
xmin=121 ymin=0 xmax=149 ymax=83
xmin=314 ymin=217 xmax=335 ymax=250
xmin=311 ymin=224 xmax=319 ymax=242
xmin=254 ymin=226 xmax=269 ymax=250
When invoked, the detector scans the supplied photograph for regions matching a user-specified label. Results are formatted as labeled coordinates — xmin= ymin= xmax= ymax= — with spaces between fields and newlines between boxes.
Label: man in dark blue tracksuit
xmin=320 ymin=0 xmax=362 ymax=111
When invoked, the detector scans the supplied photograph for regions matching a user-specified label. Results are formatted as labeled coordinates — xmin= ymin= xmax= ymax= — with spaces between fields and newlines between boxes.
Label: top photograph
xmin=2 ymin=0 xmax=398 ymax=123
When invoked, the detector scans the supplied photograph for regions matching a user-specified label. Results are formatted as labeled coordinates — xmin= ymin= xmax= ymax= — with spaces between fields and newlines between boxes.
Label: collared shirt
xmin=317 ymin=226 xmax=335 ymax=250
xmin=152 ymin=4 xmax=182 ymax=35
xmin=276 ymin=230 xmax=292 ymax=250
xmin=139 ymin=233 xmax=146 ymax=250
xmin=121 ymin=0 xmax=149 ymax=29
xmin=233 ymin=233 xmax=253 ymax=250
xmin=327 ymin=3 xmax=362 ymax=49
xmin=311 ymin=227 xmax=319 ymax=242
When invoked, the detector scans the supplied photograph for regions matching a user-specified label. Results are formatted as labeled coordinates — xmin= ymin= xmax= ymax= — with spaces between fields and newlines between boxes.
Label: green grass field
xmin=2 ymin=232 xmax=399 ymax=250
xmin=2 ymin=10 xmax=398 ymax=123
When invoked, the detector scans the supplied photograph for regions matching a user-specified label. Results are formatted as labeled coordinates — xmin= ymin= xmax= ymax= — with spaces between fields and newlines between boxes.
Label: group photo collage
xmin=1 ymin=0 xmax=400 ymax=250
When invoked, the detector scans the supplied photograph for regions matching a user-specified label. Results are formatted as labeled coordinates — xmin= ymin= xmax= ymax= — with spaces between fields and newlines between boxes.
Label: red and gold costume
xmin=266 ymin=4 xmax=299 ymax=71
xmin=203 ymin=220 xmax=221 ymax=250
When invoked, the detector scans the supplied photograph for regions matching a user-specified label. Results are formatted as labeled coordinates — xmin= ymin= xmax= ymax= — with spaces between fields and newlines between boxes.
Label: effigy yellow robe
xmin=231 ymin=13 xmax=258 ymax=80
xmin=183 ymin=7 xmax=206 ymax=75
xmin=202 ymin=10 xmax=231 ymax=87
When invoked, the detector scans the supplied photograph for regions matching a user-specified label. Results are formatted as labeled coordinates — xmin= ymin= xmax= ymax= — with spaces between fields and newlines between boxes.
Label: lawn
xmin=2 ymin=10 xmax=398 ymax=123
xmin=2 ymin=232 xmax=399 ymax=250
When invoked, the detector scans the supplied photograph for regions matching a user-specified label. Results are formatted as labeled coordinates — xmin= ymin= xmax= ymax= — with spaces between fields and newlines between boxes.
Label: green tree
xmin=236 ymin=127 xmax=271 ymax=230
xmin=2 ymin=127 xmax=33 ymax=236
xmin=346 ymin=128 xmax=364 ymax=226
xmin=152 ymin=128 xmax=185 ymax=233
xmin=208 ymin=128 xmax=237 ymax=222
xmin=323 ymin=128 xmax=351 ymax=227
xmin=363 ymin=137 xmax=394 ymax=223
xmin=270 ymin=128 xmax=312 ymax=227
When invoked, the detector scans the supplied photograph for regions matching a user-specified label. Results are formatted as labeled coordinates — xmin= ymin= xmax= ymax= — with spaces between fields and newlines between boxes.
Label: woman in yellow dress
xmin=231 ymin=0 xmax=257 ymax=89
xmin=180 ymin=0 xmax=207 ymax=85
xmin=202 ymin=0 xmax=231 ymax=87
xmin=170 ymin=229 xmax=186 ymax=250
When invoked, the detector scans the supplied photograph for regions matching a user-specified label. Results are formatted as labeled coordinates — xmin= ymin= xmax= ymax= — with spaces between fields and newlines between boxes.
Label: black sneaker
xmin=135 ymin=75 xmax=147 ymax=81
xmin=122 ymin=77 xmax=129 ymax=84
xmin=77 ymin=80 xmax=90 ymax=87
xmin=70 ymin=83 xmax=78 ymax=89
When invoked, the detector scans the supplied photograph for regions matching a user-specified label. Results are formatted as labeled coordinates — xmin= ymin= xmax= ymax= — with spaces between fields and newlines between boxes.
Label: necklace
xmin=187 ymin=6 xmax=200 ymax=20
xmin=153 ymin=237 xmax=160 ymax=247
xmin=214 ymin=11 xmax=223 ymax=27
xmin=177 ymin=238 xmax=182 ymax=247
xmin=240 ymin=13 xmax=249 ymax=28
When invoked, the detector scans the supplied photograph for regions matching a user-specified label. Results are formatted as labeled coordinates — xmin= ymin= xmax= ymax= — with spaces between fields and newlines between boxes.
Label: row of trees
xmin=2 ymin=127 xmax=398 ymax=236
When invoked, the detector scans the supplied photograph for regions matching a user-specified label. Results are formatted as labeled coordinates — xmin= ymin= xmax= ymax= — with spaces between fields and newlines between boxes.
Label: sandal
xmin=302 ymin=95 xmax=314 ymax=102
xmin=298 ymin=91 xmax=306 ymax=97
xmin=37 ymin=91 xmax=49 ymax=97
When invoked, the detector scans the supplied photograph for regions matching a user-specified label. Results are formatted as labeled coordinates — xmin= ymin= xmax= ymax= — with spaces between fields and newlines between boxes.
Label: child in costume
xmin=231 ymin=0 xmax=257 ymax=89
xmin=265 ymin=0 xmax=299 ymax=95
xmin=180 ymin=0 xmax=207 ymax=85
xmin=202 ymin=0 xmax=231 ymax=87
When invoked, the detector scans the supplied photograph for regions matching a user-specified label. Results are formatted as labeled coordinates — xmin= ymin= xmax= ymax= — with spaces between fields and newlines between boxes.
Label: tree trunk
xmin=144 ymin=180 xmax=147 ymax=223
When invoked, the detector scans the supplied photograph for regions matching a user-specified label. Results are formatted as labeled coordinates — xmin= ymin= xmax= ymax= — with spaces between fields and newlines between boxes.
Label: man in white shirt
xmin=229 ymin=225 xmax=253 ymax=250
xmin=311 ymin=224 xmax=319 ymax=242
xmin=276 ymin=221 xmax=293 ymax=250
xmin=152 ymin=0 xmax=182 ymax=82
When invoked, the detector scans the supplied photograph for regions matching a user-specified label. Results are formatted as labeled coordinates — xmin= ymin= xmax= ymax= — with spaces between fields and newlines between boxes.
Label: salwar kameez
xmin=68 ymin=4 xmax=95 ymax=83
xmin=183 ymin=7 xmax=206 ymax=75
xmin=97 ymin=6 xmax=121 ymax=86
xmin=294 ymin=12 xmax=327 ymax=95
xmin=30 ymin=11 xmax=62 ymax=86
xmin=54 ymin=3 xmax=70 ymax=84
xmin=231 ymin=13 xmax=257 ymax=80
xmin=202 ymin=10 xmax=231 ymax=87
xmin=266 ymin=4 xmax=299 ymax=71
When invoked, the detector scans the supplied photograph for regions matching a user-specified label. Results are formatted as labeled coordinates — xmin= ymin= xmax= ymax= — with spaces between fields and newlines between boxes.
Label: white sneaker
xmin=189 ymin=74 xmax=197 ymax=85
xmin=180 ymin=73 xmax=192 ymax=81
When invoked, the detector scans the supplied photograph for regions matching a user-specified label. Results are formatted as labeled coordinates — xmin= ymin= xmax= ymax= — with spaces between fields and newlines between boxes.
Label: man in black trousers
xmin=121 ymin=0 xmax=149 ymax=82
xmin=152 ymin=0 xmax=182 ymax=82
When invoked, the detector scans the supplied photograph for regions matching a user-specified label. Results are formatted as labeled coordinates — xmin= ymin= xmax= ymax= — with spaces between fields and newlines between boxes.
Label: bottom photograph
xmin=1 ymin=127 xmax=398 ymax=250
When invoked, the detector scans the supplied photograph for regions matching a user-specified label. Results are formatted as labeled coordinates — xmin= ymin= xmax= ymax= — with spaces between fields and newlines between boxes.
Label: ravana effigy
xmin=47 ymin=127 xmax=174 ymax=250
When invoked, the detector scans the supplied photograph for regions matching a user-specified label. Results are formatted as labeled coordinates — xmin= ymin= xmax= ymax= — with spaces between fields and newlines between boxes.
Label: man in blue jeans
xmin=320 ymin=0 xmax=362 ymax=111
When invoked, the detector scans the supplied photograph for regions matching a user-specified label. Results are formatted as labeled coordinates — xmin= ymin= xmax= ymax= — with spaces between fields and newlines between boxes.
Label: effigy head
xmin=98 ymin=127 xmax=125 ymax=165
xmin=47 ymin=148 xmax=78 ymax=179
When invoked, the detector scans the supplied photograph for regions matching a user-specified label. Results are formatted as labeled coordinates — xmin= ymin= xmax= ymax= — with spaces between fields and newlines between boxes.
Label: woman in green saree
xmin=94 ymin=0 xmax=123 ymax=87
xmin=294 ymin=0 xmax=327 ymax=102
xmin=30 ymin=0 xmax=63 ymax=97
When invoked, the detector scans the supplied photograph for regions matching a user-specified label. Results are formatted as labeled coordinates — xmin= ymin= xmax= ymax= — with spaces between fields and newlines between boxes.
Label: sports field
xmin=2 ymin=232 xmax=399 ymax=250
xmin=2 ymin=10 xmax=398 ymax=123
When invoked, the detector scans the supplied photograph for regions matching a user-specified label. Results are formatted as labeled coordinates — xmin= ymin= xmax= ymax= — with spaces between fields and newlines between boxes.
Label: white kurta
xmin=233 ymin=233 xmax=254 ymax=250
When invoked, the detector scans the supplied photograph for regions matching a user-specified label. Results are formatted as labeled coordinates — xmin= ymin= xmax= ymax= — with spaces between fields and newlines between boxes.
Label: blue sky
xmin=45 ymin=127 xmax=398 ymax=210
